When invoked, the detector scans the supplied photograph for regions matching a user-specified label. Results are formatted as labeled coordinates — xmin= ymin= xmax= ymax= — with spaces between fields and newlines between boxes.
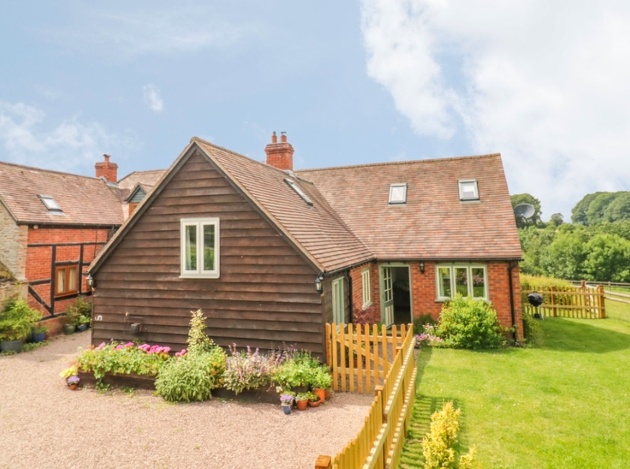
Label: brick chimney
xmin=264 ymin=131 xmax=294 ymax=171
xmin=95 ymin=154 xmax=118 ymax=183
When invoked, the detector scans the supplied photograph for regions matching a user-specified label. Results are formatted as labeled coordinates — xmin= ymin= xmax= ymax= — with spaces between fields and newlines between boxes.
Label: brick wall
xmin=25 ymin=226 xmax=111 ymax=315
xmin=348 ymin=259 xmax=523 ymax=338
xmin=0 ymin=204 xmax=28 ymax=280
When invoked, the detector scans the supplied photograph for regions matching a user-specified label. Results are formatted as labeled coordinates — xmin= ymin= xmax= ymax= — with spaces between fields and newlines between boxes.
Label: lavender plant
xmin=223 ymin=344 xmax=286 ymax=394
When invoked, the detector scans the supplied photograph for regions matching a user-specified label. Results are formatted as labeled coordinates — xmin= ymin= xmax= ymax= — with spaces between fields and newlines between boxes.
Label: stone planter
xmin=63 ymin=324 xmax=76 ymax=335
xmin=0 ymin=339 xmax=23 ymax=353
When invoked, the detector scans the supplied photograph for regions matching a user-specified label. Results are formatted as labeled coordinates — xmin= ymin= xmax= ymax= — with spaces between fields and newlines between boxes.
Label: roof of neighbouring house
xmin=298 ymin=154 xmax=523 ymax=261
xmin=117 ymin=169 xmax=165 ymax=201
xmin=0 ymin=161 xmax=124 ymax=226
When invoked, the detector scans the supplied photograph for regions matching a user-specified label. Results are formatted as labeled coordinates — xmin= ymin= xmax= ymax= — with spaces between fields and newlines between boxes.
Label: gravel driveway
xmin=0 ymin=332 xmax=372 ymax=469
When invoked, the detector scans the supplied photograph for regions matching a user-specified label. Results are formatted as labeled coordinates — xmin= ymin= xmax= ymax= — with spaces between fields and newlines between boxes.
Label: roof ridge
xmin=298 ymin=152 xmax=501 ymax=173
xmin=0 ymin=159 xmax=101 ymax=180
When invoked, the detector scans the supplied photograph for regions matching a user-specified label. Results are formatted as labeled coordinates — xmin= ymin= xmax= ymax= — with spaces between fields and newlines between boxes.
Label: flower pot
xmin=77 ymin=324 xmax=89 ymax=332
xmin=282 ymin=405 xmax=292 ymax=415
xmin=68 ymin=384 xmax=77 ymax=391
xmin=314 ymin=388 xmax=326 ymax=403
xmin=32 ymin=332 xmax=47 ymax=343
xmin=0 ymin=339 xmax=23 ymax=353
xmin=308 ymin=399 xmax=322 ymax=407
xmin=63 ymin=324 xmax=76 ymax=335
xmin=296 ymin=399 xmax=308 ymax=411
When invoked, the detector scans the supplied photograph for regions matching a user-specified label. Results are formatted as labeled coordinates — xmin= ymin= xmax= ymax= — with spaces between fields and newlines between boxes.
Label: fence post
xmin=315 ymin=455 xmax=332 ymax=469
xmin=550 ymin=286 xmax=557 ymax=317
xmin=598 ymin=285 xmax=606 ymax=318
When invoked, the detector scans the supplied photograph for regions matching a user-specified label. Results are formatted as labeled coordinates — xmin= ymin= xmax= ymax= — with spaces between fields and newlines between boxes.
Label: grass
xmin=400 ymin=315 xmax=630 ymax=468
xmin=606 ymin=298 xmax=630 ymax=322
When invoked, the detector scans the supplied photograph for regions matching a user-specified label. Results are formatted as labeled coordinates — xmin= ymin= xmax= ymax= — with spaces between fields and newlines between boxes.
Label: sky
xmin=1 ymin=0 xmax=629 ymax=221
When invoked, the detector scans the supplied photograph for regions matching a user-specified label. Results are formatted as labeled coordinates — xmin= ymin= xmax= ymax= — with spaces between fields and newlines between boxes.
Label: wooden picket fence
xmin=316 ymin=323 xmax=417 ymax=469
xmin=521 ymin=281 xmax=605 ymax=319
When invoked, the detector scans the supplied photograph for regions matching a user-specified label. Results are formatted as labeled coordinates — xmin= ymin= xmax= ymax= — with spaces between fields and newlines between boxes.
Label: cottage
xmin=88 ymin=134 xmax=523 ymax=355
xmin=0 ymin=156 xmax=163 ymax=331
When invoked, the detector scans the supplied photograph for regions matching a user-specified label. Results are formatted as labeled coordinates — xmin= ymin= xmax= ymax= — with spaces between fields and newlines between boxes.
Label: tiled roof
xmin=0 ymin=161 xmax=124 ymax=226
xmin=194 ymin=139 xmax=373 ymax=272
xmin=117 ymin=169 xmax=165 ymax=201
xmin=298 ymin=154 xmax=522 ymax=261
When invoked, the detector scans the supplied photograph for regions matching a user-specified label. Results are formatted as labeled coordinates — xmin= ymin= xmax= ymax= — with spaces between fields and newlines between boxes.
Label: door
xmin=332 ymin=277 xmax=345 ymax=325
xmin=381 ymin=266 xmax=394 ymax=326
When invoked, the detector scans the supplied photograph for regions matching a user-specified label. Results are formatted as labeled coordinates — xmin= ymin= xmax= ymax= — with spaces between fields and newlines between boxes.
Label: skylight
xmin=389 ymin=183 xmax=407 ymax=204
xmin=39 ymin=195 xmax=63 ymax=212
xmin=458 ymin=180 xmax=479 ymax=201
xmin=284 ymin=178 xmax=313 ymax=206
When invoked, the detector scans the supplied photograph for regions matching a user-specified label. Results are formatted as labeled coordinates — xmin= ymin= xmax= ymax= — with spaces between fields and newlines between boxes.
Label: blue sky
xmin=1 ymin=1 xmax=629 ymax=220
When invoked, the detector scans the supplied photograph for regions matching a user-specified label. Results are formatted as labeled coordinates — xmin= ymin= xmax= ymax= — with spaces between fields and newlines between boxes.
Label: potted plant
xmin=76 ymin=315 xmax=91 ymax=332
xmin=307 ymin=391 xmax=322 ymax=407
xmin=280 ymin=392 xmax=295 ymax=415
xmin=311 ymin=366 xmax=333 ymax=403
xmin=66 ymin=375 xmax=80 ymax=390
xmin=295 ymin=392 xmax=310 ymax=411
xmin=32 ymin=325 xmax=48 ymax=343
xmin=0 ymin=299 xmax=42 ymax=352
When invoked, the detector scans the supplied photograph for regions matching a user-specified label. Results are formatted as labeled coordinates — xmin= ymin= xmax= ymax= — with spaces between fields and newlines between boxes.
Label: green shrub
xmin=155 ymin=348 xmax=226 ymax=402
xmin=519 ymin=274 xmax=573 ymax=291
xmin=421 ymin=401 xmax=477 ymax=469
xmin=414 ymin=314 xmax=438 ymax=334
xmin=186 ymin=309 xmax=216 ymax=355
xmin=436 ymin=295 xmax=504 ymax=349
xmin=223 ymin=345 xmax=285 ymax=394
xmin=0 ymin=298 xmax=42 ymax=341
xmin=522 ymin=312 xmax=544 ymax=347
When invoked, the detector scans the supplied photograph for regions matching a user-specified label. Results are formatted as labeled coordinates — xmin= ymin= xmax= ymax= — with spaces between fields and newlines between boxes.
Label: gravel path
xmin=0 ymin=332 xmax=373 ymax=469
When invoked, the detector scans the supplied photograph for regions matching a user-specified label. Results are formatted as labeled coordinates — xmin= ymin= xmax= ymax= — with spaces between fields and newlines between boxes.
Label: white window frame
xmin=361 ymin=269 xmax=371 ymax=308
xmin=458 ymin=179 xmax=479 ymax=201
xmin=435 ymin=264 xmax=488 ymax=301
xmin=180 ymin=218 xmax=220 ymax=279
xmin=332 ymin=277 xmax=345 ymax=324
xmin=389 ymin=183 xmax=408 ymax=204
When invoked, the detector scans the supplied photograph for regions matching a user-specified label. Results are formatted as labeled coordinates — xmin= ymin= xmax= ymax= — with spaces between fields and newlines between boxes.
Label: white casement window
xmin=332 ymin=277 xmax=345 ymax=324
xmin=361 ymin=269 xmax=371 ymax=308
xmin=458 ymin=179 xmax=479 ymax=201
xmin=180 ymin=218 xmax=220 ymax=278
xmin=436 ymin=264 xmax=487 ymax=301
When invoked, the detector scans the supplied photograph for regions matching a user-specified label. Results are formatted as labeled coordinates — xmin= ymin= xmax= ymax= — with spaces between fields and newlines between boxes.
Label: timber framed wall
xmin=92 ymin=151 xmax=325 ymax=354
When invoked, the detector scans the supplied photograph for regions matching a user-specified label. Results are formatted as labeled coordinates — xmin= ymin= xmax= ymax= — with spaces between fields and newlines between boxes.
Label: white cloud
xmin=360 ymin=0 xmax=630 ymax=218
xmin=0 ymin=101 xmax=131 ymax=173
xmin=143 ymin=84 xmax=164 ymax=113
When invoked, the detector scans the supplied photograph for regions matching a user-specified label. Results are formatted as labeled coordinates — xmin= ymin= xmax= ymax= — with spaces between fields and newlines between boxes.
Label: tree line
xmin=512 ymin=191 xmax=630 ymax=282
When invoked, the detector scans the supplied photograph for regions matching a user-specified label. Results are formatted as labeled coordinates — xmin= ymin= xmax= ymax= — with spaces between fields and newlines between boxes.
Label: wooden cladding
xmin=92 ymin=150 xmax=324 ymax=354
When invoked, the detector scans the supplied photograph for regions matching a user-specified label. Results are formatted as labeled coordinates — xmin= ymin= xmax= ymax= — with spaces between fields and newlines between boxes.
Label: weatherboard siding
xmin=92 ymin=151 xmax=324 ymax=353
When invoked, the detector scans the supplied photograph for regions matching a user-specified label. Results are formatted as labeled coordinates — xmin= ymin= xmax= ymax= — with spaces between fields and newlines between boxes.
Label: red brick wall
xmin=348 ymin=260 xmax=523 ymax=338
xmin=25 ymin=226 xmax=111 ymax=315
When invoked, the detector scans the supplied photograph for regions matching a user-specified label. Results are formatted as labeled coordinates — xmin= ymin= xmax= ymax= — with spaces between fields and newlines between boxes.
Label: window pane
xmin=56 ymin=269 xmax=66 ymax=294
xmin=471 ymin=267 xmax=485 ymax=298
xmin=185 ymin=225 xmax=197 ymax=271
xmin=455 ymin=267 xmax=469 ymax=296
xmin=362 ymin=270 xmax=370 ymax=306
xmin=203 ymin=224 xmax=215 ymax=271
xmin=68 ymin=267 xmax=78 ymax=292
xmin=438 ymin=267 xmax=451 ymax=298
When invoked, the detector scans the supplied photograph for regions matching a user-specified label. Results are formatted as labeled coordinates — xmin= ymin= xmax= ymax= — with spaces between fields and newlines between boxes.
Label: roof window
xmin=39 ymin=195 xmax=63 ymax=213
xmin=389 ymin=183 xmax=407 ymax=204
xmin=458 ymin=180 xmax=479 ymax=201
xmin=284 ymin=178 xmax=313 ymax=206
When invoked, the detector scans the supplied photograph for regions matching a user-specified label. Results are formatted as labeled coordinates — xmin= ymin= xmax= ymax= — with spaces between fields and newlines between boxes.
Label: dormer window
xmin=458 ymin=180 xmax=479 ymax=201
xmin=389 ymin=183 xmax=407 ymax=204
xmin=285 ymin=178 xmax=313 ymax=206
xmin=39 ymin=195 xmax=63 ymax=213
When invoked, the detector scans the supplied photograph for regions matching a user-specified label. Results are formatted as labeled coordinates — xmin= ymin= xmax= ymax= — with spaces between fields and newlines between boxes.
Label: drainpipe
xmin=507 ymin=260 xmax=518 ymax=342
xmin=346 ymin=270 xmax=353 ymax=324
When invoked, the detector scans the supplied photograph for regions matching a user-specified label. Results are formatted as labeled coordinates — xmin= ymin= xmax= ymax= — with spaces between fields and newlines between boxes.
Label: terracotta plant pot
xmin=296 ymin=399 xmax=308 ymax=411
xmin=68 ymin=384 xmax=77 ymax=391
xmin=314 ymin=388 xmax=326 ymax=403
xmin=308 ymin=399 xmax=322 ymax=407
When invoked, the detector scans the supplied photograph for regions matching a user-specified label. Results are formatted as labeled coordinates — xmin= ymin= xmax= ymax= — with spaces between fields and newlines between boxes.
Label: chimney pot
xmin=271 ymin=131 xmax=277 ymax=144
xmin=280 ymin=132 xmax=287 ymax=143
xmin=95 ymin=153 xmax=118 ymax=183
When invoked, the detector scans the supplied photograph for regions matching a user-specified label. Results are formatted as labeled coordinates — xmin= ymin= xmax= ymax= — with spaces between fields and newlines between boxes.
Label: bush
xmin=155 ymin=348 xmax=226 ymax=402
xmin=436 ymin=295 xmax=504 ymax=349
xmin=186 ymin=309 xmax=216 ymax=355
xmin=223 ymin=345 xmax=285 ymax=394
xmin=421 ymin=401 xmax=477 ymax=469
xmin=522 ymin=312 xmax=544 ymax=347
xmin=414 ymin=314 xmax=437 ymax=335
xmin=0 ymin=298 xmax=42 ymax=341
xmin=77 ymin=341 xmax=172 ymax=381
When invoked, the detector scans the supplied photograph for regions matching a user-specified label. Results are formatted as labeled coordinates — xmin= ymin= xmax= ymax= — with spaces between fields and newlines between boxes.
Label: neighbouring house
xmin=0 ymin=155 xmax=163 ymax=331
xmin=88 ymin=133 xmax=523 ymax=355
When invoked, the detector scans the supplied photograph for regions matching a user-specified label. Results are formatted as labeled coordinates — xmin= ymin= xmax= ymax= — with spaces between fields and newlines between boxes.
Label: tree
xmin=603 ymin=192 xmax=630 ymax=223
xmin=572 ymin=191 xmax=630 ymax=225
xmin=511 ymin=193 xmax=542 ymax=228
xmin=540 ymin=228 xmax=589 ymax=280
xmin=549 ymin=213 xmax=564 ymax=226
xmin=583 ymin=234 xmax=630 ymax=282
xmin=571 ymin=193 xmax=599 ymax=224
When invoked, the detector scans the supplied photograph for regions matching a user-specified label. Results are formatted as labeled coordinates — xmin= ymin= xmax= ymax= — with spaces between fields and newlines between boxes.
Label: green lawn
xmin=400 ymin=317 xmax=630 ymax=468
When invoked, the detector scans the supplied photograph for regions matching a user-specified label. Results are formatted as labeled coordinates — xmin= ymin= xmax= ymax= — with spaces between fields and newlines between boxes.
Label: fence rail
xmin=317 ymin=323 xmax=416 ymax=469
xmin=522 ymin=282 xmax=605 ymax=319
xmin=604 ymin=290 xmax=630 ymax=305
